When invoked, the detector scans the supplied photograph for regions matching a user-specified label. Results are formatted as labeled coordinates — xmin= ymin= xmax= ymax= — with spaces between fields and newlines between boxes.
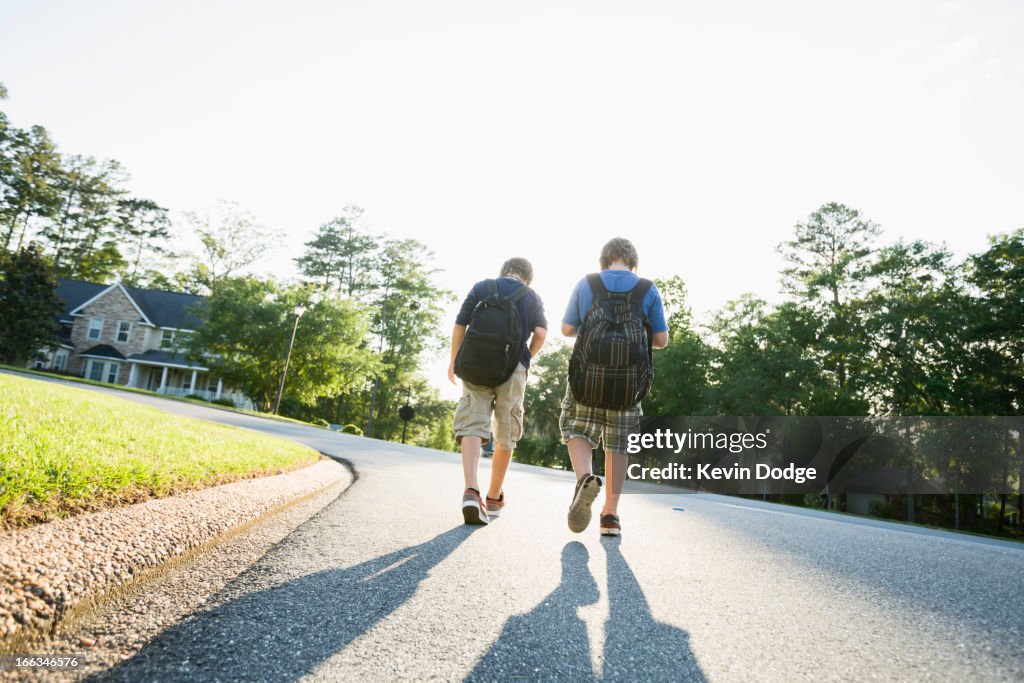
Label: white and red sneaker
xmin=486 ymin=492 xmax=505 ymax=519
xmin=462 ymin=488 xmax=490 ymax=525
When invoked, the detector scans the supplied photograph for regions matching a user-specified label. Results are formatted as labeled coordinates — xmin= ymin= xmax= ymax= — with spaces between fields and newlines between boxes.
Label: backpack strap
xmin=505 ymin=282 xmax=531 ymax=305
xmin=628 ymin=278 xmax=654 ymax=308
xmin=484 ymin=279 xmax=499 ymax=301
xmin=586 ymin=273 xmax=609 ymax=301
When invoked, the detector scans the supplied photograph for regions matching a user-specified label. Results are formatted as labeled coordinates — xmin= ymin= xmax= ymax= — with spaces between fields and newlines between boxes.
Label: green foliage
xmin=186 ymin=276 xmax=381 ymax=411
xmin=210 ymin=396 xmax=237 ymax=407
xmin=295 ymin=206 xmax=377 ymax=296
xmin=0 ymin=245 xmax=62 ymax=364
xmin=645 ymin=277 xmax=711 ymax=416
xmin=1 ymin=87 xmax=171 ymax=281
xmin=523 ymin=342 xmax=572 ymax=440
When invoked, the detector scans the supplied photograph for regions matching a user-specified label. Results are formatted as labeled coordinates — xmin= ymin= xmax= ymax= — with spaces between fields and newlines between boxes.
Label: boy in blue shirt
xmin=560 ymin=238 xmax=669 ymax=536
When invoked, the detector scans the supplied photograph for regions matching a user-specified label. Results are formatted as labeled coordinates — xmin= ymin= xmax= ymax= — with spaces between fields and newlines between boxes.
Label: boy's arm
xmin=529 ymin=326 xmax=547 ymax=357
xmin=448 ymin=324 xmax=467 ymax=384
xmin=648 ymin=284 xmax=670 ymax=349
xmin=561 ymin=322 xmax=578 ymax=338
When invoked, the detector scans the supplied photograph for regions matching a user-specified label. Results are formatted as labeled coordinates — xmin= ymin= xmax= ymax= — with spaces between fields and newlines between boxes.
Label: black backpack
xmin=454 ymin=279 xmax=530 ymax=387
xmin=568 ymin=274 xmax=654 ymax=410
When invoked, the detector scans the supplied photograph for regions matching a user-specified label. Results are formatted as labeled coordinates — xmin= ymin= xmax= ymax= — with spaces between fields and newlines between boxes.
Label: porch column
xmin=159 ymin=366 xmax=168 ymax=392
xmin=128 ymin=364 xmax=138 ymax=388
xmin=190 ymin=369 xmax=198 ymax=392
xmin=216 ymin=378 xmax=223 ymax=399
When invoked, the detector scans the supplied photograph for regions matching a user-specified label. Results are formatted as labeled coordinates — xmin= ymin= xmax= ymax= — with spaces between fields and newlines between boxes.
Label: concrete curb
xmin=0 ymin=458 xmax=352 ymax=650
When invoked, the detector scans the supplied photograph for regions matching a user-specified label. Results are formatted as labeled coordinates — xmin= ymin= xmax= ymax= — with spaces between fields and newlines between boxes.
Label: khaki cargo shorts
xmin=453 ymin=363 xmax=528 ymax=450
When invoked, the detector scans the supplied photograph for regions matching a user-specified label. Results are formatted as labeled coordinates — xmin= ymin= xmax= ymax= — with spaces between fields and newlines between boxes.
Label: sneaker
xmin=462 ymin=488 xmax=489 ymax=525
xmin=567 ymin=475 xmax=602 ymax=533
xmin=600 ymin=513 xmax=621 ymax=536
xmin=485 ymin=492 xmax=505 ymax=518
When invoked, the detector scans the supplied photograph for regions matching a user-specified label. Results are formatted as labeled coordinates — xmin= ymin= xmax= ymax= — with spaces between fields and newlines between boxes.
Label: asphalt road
xmin=8 ymin=373 xmax=1024 ymax=681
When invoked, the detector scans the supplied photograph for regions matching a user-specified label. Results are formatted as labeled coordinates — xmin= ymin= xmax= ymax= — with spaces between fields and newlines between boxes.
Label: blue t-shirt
xmin=563 ymin=270 xmax=668 ymax=333
xmin=456 ymin=277 xmax=547 ymax=369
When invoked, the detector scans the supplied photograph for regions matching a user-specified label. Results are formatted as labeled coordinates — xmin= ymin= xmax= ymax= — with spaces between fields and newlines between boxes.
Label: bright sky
xmin=2 ymin=0 xmax=1022 ymax=399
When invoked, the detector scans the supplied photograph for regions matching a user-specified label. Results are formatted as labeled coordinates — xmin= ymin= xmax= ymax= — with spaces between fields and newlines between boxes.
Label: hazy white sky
xmin=2 ymin=0 xmax=1022 ymax=398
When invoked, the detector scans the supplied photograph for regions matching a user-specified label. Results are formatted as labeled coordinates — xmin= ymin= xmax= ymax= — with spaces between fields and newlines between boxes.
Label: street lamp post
xmin=273 ymin=304 xmax=306 ymax=415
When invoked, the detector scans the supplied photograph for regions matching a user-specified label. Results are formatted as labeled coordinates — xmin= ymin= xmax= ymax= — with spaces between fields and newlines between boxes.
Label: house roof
xmin=126 ymin=349 xmax=208 ymax=370
xmin=80 ymin=344 xmax=127 ymax=360
xmin=56 ymin=280 xmax=108 ymax=322
xmin=122 ymin=285 xmax=204 ymax=329
xmin=56 ymin=279 xmax=205 ymax=330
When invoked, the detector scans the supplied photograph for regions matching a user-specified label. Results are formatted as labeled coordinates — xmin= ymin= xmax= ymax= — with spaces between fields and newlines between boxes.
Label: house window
xmin=107 ymin=363 xmax=119 ymax=384
xmin=88 ymin=318 xmax=104 ymax=340
xmin=87 ymin=360 xmax=104 ymax=381
xmin=117 ymin=321 xmax=132 ymax=343
xmin=161 ymin=330 xmax=174 ymax=349
xmin=53 ymin=353 xmax=67 ymax=371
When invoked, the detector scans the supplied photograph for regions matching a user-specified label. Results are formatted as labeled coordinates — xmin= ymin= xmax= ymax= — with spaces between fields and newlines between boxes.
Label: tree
xmin=0 ymin=245 xmax=62 ymax=365
xmin=363 ymin=238 xmax=452 ymax=438
xmin=707 ymin=296 xmax=827 ymax=415
xmin=172 ymin=201 xmax=279 ymax=294
xmin=778 ymin=202 xmax=881 ymax=409
xmin=524 ymin=341 xmax=572 ymax=440
xmin=1 ymin=125 xmax=62 ymax=253
xmin=113 ymin=197 xmax=171 ymax=285
xmin=960 ymin=229 xmax=1024 ymax=415
xmin=644 ymin=276 xmax=711 ymax=416
xmin=296 ymin=206 xmax=377 ymax=296
xmin=185 ymin=276 xmax=381 ymax=411
xmin=858 ymin=240 xmax=965 ymax=415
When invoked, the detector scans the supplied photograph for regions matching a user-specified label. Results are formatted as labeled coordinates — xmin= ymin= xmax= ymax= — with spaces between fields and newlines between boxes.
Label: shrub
xmin=211 ymin=397 xmax=236 ymax=408
xmin=185 ymin=394 xmax=208 ymax=401
xmin=340 ymin=423 xmax=363 ymax=436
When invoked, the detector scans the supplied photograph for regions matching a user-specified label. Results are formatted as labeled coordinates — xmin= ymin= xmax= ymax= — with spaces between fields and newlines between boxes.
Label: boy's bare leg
xmin=567 ymin=437 xmax=594 ymax=481
xmin=487 ymin=447 xmax=513 ymax=500
xmin=461 ymin=436 xmax=482 ymax=491
xmin=601 ymin=450 xmax=628 ymax=516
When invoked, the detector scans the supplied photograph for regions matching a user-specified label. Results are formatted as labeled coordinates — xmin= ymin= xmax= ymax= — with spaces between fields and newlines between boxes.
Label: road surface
xmin=7 ymin=373 xmax=1024 ymax=681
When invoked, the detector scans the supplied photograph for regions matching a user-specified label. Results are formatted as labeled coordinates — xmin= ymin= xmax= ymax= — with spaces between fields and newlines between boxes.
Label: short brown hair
xmin=500 ymin=257 xmax=533 ymax=284
xmin=599 ymin=238 xmax=638 ymax=270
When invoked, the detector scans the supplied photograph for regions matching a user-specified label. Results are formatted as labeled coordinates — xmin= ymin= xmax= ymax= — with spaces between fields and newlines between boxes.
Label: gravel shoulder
xmin=0 ymin=458 xmax=352 ymax=653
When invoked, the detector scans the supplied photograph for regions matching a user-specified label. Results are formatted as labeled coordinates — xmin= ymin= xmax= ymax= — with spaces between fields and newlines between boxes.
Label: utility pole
xmin=273 ymin=304 xmax=306 ymax=415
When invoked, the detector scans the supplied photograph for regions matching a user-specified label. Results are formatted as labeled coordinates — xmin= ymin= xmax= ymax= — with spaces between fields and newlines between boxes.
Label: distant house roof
xmin=126 ymin=349 xmax=208 ymax=370
xmin=123 ymin=285 xmax=204 ymax=329
xmin=56 ymin=280 xmax=108 ymax=322
xmin=80 ymin=344 xmax=126 ymax=360
xmin=56 ymin=279 xmax=205 ymax=330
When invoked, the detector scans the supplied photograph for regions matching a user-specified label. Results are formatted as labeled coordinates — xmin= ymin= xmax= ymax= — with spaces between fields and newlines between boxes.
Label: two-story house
xmin=30 ymin=279 xmax=251 ymax=408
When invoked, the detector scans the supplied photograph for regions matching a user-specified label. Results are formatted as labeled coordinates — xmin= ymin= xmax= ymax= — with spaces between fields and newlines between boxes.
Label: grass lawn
xmin=0 ymin=373 xmax=321 ymax=528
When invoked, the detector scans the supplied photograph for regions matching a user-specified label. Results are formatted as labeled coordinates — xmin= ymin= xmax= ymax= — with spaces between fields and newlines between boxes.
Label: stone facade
xmin=68 ymin=285 xmax=151 ymax=384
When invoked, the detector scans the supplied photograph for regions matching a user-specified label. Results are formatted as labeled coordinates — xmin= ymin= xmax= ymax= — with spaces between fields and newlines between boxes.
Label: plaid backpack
xmin=454 ymin=279 xmax=530 ymax=387
xmin=568 ymin=274 xmax=654 ymax=410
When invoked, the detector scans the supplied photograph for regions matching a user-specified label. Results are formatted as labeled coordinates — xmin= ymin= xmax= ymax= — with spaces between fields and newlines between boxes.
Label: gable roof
xmin=57 ymin=279 xmax=205 ymax=331
xmin=56 ymin=280 xmax=108 ymax=322
xmin=123 ymin=285 xmax=204 ymax=330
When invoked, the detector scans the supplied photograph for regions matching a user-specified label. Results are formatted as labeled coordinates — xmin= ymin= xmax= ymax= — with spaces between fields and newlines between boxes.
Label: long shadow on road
xmin=467 ymin=540 xmax=705 ymax=682
xmin=94 ymin=525 xmax=476 ymax=682
xmin=602 ymin=538 xmax=705 ymax=682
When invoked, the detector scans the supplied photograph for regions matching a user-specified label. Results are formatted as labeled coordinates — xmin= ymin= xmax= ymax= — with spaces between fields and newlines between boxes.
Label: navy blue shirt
xmin=456 ymin=277 xmax=547 ymax=369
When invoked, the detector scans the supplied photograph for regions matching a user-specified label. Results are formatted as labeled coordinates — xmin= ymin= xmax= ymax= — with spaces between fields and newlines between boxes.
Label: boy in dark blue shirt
xmin=449 ymin=258 xmax=547 ymax=524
